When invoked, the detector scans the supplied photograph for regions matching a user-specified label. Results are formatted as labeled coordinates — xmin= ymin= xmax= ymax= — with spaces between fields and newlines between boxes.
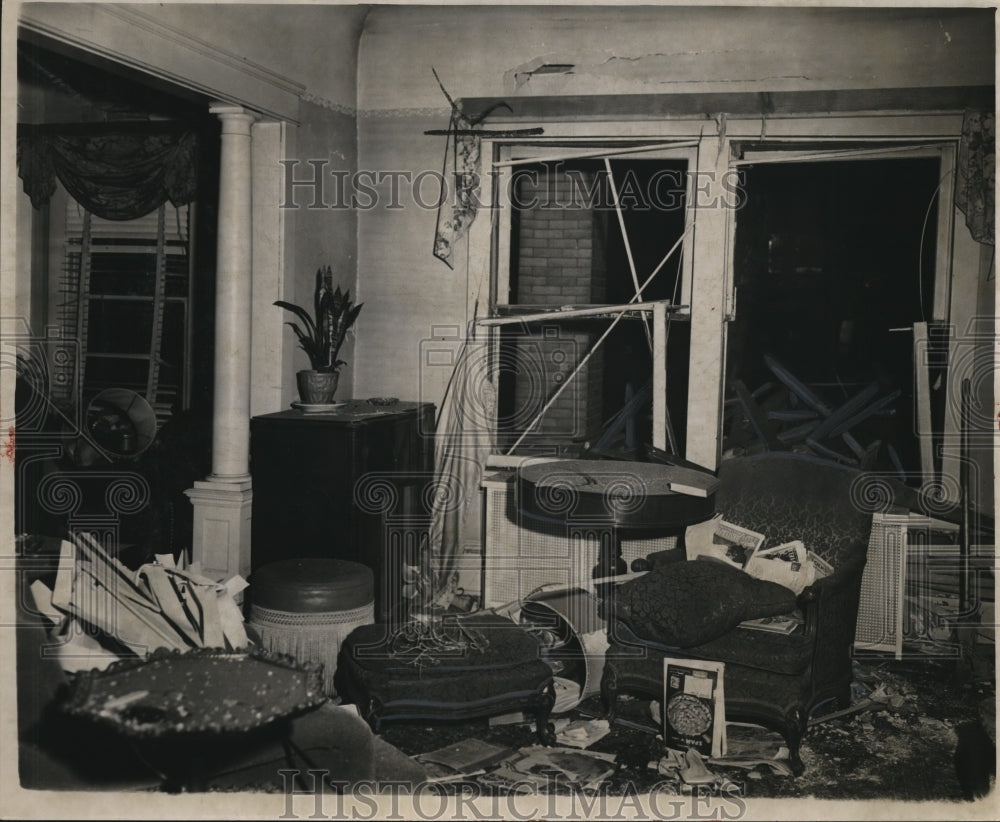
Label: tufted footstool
xmin=249 ymin=558 xmax=375 ymax=696
xmin=336 ymin=612 xmax=557 ymax=744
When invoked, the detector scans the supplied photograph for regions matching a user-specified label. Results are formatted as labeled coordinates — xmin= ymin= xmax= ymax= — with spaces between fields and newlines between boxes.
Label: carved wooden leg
xmin=784 ymin=706 xmax=806 ymax=776
xmin=535 ymin=682 xmax=557 ymax=746
xmin=600 ymin=661 xmax=620 ymax=724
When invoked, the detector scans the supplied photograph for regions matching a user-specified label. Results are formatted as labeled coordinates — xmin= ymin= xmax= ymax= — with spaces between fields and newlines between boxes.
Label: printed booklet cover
xmin=663 ymin=658 xmax=726 ymax=758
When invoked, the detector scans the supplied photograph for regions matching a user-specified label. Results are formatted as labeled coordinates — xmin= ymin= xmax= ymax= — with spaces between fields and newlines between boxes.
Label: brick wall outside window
xmin=509 ymin=168 xmax=606 ymax=443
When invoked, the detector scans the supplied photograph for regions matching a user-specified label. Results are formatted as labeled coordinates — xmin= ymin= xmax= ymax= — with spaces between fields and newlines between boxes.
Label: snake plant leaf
xmin=273 ymin=300 xmax=317 ymax=342
xmin=281 ymin=321 xmax=321 ymax=364
xmin=314 ymin=268 xmax=321 ymax=320
xmin=275 ymin=270 xmax=362 ymax=373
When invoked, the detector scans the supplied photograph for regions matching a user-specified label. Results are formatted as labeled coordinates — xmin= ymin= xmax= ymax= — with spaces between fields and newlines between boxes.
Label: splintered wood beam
xmin=732 ymin=379 xmax=781 ymax=451
xmin=806 ymin=382 xmax=880 ymax=442
xmin=827 ymin=389 xmax=901 ymax=438
xmin=764 ymin=354 xmax=833 ymax=416
xmin=777 ymin=419 xmax=820 ymax=444
xmin=768 ymin=409 xmax=820 ymax=422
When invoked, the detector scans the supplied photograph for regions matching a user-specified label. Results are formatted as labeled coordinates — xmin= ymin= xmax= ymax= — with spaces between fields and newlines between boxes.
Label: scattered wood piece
xmin=808 ymin=696 xmax=887 ymax=726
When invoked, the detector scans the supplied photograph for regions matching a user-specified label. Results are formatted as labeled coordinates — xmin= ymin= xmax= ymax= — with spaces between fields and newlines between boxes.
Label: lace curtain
xmin=955 ymin=110 xmax=995 ymax=246
xmin=17 ymin=126 xmax=198 ymax=221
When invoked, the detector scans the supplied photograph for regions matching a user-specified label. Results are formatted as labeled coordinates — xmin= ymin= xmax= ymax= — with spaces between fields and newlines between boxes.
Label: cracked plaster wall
xmin=352 ymin=6 xmax=993 ymax=408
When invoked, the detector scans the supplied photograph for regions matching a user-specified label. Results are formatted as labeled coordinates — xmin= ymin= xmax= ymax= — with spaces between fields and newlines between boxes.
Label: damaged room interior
xmin=6 ymin=3 xmax=998 ymax=812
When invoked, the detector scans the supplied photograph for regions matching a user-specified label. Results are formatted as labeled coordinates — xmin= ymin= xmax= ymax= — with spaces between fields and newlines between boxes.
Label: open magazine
xmin=684 ymin=514 xmax=765 ymax=569
xmin=744 ymin=540 xmax=834 ymax=595
xmin=686 ymin=513 xmax=836 ymax=596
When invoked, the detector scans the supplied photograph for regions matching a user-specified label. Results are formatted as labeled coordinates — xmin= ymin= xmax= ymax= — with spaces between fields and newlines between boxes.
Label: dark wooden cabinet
xmin=250 ymin=401 xmax=435 ymax=620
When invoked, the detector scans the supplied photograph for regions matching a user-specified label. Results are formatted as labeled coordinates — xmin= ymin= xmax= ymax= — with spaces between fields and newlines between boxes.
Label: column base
xmin=185 ymin=478 xmax=253 ymax=581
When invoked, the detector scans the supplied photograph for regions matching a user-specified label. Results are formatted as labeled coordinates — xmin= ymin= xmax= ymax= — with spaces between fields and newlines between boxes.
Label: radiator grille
xmin=854 ymin=512 xmax=907 ymax=658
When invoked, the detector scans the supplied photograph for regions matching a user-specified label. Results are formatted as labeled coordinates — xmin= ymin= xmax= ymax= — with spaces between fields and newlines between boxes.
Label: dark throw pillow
xmin=613 ymin=558 xmax=798 ymax=648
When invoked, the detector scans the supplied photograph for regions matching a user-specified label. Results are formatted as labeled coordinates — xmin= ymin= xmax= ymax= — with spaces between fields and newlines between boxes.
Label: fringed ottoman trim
xmin=250 ymin=602 xmax=374 ymax=696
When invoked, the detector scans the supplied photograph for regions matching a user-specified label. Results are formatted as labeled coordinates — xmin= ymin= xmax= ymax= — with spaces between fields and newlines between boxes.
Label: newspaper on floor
xmin=414 ymin=738 xmax=516 ymax=782
xmin=487 ymin=746 xmax=616 ymax=792
xmin=708 ymin=722 xmax=794 ymax=775
xmin=554 ymin=718 xmax=611 ymax=749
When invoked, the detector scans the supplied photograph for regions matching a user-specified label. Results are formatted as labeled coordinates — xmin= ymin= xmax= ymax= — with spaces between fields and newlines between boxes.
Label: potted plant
xmin=274 ymin=266 xmax=363 ymax=404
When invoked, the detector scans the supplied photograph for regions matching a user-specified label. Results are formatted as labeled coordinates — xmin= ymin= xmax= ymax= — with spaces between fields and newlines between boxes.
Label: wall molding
xmin=101 ymin=6 xmax=306 ymax=96
xmin=301 ymin=93 xmax=356 ymax=118
xmin=19 ymin=4 xmax=306 ymax=123
xmin=357 ymin=106 xmax=450 ymax=120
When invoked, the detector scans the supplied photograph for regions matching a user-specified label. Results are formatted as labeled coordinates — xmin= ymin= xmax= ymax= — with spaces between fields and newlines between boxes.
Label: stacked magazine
xmin=684 ymin=514 xmax=764 ymax=569
xmin=685 ymin=516 xmax=835 ymax=597
xmin=744 ymin=539 xmax=834 ymax=595
xmin=683 ymin=516 xmax=835 ymax=632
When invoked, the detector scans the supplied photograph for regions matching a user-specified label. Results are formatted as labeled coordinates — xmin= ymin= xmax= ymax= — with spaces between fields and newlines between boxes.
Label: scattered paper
xmin=744 ymin=540 xmax=817 ymax=595
xmin=554 ymin=718 xmax=611 ymax=749
xmin=416 ymin=738 xmax=515 ymax=773
xmin=739 ymin=613 xmax=804 ymax=635
xmin=502 ymin=746 xmax=616 ymax=791
xmin=685 ymin=515 xmax=764 ymax=569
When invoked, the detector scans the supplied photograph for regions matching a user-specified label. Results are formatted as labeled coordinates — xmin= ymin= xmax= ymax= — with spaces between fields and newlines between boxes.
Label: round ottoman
xmin=249 ymin=559 xmax=374 ymax=696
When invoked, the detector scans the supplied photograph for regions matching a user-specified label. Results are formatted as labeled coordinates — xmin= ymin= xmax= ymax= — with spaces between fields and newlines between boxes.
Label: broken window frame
xmin=474 ymin=139 xmax=698 ymax=457
xmin=466 ymin=113 xmax=968 ymax=470
xmin=489 ymin=141 xmax=698 ymax=316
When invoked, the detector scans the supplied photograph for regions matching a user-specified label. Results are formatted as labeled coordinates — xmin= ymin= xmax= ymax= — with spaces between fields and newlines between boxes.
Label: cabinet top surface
xmin=253 ymin=400 xmax=434 ymax=424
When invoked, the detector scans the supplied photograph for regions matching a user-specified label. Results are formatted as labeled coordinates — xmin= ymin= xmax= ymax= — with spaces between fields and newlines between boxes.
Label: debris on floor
xmin=554 ymin=718 xmax=611 ymax=749
xmin=480 ymin=746 xmax=617 ymax=793
xmin=414 ymin=737 xmax=515 ymax=782
xmin=380 ymin=650 xmax=994 ymax=801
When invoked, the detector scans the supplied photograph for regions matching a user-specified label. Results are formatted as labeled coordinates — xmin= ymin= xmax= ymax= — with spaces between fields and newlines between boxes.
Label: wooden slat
xmin=913 ymin=321 xmax=935 ymax=483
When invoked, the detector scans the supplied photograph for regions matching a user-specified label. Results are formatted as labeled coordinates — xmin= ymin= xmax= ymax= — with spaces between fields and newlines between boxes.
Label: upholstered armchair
xmin=601 ymin=452 xmax=898 ymax=775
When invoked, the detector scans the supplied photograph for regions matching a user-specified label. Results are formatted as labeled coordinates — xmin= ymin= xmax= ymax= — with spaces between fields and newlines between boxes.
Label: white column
xmin=186 ymin=103 xmax=256 ymax=581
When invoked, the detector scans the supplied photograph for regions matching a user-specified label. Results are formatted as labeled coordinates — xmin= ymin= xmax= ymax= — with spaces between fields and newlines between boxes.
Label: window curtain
xmin=432 ymin=108 xmax=482 ymax=268
xmin=428 ymin=328 xmax=497 ymax=604
xmin=955 ymin=110 xmax=995 ymax=246
xmin=16 ymin=126 xmax=198 ymax=221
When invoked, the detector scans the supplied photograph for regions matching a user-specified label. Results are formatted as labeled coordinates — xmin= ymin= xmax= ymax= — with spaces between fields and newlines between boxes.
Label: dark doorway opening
xmin=725 ymin=156 xmax=941 ymax=473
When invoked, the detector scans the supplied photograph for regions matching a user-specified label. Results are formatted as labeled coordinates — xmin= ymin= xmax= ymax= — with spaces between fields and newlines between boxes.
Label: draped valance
xmin=955 ymin=110 xmax=995 ymax=246
xmin=17 ymin=124 xmax=198 ymax=221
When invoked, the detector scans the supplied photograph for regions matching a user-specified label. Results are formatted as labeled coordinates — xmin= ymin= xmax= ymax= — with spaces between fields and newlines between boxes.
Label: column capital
xmin=209 ymin=103 xmax=258 ymax=131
